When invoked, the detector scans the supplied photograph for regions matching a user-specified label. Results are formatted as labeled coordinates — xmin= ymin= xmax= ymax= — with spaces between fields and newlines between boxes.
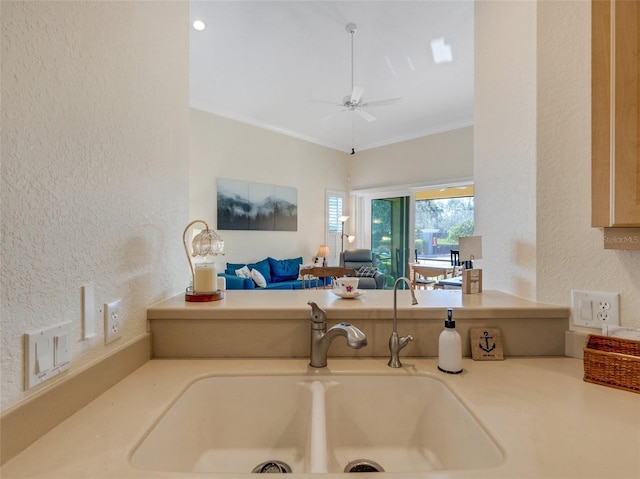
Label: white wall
xmin=474 ymin=0 xmax=538 ymax=299
xmin=536 ymin=0 xmax=640 ymax=328
xmin=190 ymin=109 xmax=349 ymax=269
xmin=475 ymin=0 xmax=640 ymax=328
xmin=348 ymin=127 xmax=474 ymax=191
xmin=0 ymin=1 xmax=190 ymax=411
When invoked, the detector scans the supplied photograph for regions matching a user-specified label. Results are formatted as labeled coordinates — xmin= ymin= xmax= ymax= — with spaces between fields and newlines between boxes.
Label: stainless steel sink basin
xmin=131 ymin=373 xmax=503 ymax=475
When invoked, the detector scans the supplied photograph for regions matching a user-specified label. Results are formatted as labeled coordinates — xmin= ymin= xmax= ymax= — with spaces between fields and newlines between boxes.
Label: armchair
xmin=339 ymin=249 xmax=386 ymax=289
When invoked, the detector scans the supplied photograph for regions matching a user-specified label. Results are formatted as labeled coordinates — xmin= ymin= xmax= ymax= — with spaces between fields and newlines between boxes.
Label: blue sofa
xmin=219 ymin=257 xmax=330 ymax=290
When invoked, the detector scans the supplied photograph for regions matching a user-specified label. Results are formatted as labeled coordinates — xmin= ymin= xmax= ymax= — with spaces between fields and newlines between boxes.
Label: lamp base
xmin=185 ymin=290 xmax=224 ymax=302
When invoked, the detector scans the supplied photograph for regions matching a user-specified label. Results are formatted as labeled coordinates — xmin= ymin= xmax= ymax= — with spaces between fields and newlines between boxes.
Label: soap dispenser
xmin=438 ymin=308 xmax=463 ymax=374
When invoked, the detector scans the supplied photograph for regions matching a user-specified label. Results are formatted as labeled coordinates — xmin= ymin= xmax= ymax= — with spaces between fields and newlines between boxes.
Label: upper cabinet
xmin=592 ymin=0 xmax=640 ymax=228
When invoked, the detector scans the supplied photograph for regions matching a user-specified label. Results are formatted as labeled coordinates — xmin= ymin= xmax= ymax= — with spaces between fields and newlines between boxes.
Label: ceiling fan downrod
xmin=345 ymin=23 xmax=357 ymax=95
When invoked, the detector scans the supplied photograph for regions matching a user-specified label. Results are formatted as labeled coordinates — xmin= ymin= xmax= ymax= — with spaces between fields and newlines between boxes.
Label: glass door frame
xmin=351 ymin=179 xmax=474 ymax=286
xmin=353 ymin=188 xmax=416 ymax=286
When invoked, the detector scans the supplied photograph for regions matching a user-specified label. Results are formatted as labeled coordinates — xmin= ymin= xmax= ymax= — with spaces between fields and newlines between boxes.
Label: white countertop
xmin=148 ymin=289 xmax=569 ymax=320
xmin=2 ymin=357 xmax=638 ymax=478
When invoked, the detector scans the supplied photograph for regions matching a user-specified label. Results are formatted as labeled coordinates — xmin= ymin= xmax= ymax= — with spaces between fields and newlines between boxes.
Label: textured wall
xmin=474 ymin=0 xmax=538 ymax=299
xmin=536 ymin=0 xmax=640 ymax=328
xmin=475 ymin=0 xmax=639 ymax=327
xmin=190 ymin=109 xmax=349 ymax=267
xmin=1 ymin=1 xmax=189 ymax=410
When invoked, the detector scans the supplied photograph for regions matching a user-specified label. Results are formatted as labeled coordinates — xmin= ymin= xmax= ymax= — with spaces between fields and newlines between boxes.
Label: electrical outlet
xmin=104 ymin=299 xmax=122 ymax=344
xmin=571 ymin=291 xmax=620 ymax=329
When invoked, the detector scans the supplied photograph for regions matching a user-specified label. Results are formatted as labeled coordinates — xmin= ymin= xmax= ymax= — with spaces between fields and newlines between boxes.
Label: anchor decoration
xmin=479 ymin=331 xmax=496 ymax=353
xmin=470 ymin=327 xmax=504 ymax=361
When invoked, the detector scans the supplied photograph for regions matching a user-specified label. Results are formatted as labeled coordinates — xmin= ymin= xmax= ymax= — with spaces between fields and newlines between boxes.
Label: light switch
xmin=35 ymin=338 xmax=53 ymax=373
xmin=54 ymin=334 xmax=70 ymax=366
xmin=580 ymin=300 xmax=592 ymax=320
xmin=25 ymin=322 xmax=72 ymax=390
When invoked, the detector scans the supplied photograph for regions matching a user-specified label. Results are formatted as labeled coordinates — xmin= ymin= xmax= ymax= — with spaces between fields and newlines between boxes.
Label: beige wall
xmin=190 ymin=109 xmax=349 ymax=266
xmin=0 ymin=1 xmax=190 ymax=411
xmin=474 ymin=0 xmax=538 ymax=299
xmin=475 ymin=0 xmax=640 ymax=329
xmin=348 ymin=127 xmax=474 ymax=191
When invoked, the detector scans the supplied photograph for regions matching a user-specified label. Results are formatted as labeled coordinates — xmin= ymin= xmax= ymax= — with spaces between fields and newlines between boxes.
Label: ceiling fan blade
xmin=361 ymin=97 xmax=402 ymax=108
xmin=319 ymin=108 xmax=346 ymax=122
xmin=350 ymin=85 xmax=365 ymax=104
xmin=355 ymin=108 xmax=376 ymax=122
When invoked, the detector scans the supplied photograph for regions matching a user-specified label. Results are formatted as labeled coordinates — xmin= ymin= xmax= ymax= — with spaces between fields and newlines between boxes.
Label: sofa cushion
xmin=219 ymin=273 xmax=255 ymax=290
xmin=345 ymin=249 xmax=374 ymax=262
xmin=268 ymin=257 xmax=303 ymax=282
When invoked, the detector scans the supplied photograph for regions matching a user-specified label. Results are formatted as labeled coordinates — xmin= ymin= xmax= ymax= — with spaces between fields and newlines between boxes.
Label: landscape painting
xmin=216 ymin=178 xmax=298 ymax=231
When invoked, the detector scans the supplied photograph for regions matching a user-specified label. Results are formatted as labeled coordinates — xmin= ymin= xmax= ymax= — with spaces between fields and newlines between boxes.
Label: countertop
xmin=2 ymin=357 xmax=638 ymax=478
xmin=147 ymin=289 xmax=569 ymax=320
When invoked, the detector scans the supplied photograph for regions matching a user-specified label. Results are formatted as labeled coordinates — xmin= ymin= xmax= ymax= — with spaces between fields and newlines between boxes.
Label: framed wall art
xmin=216 ymin=178 xmax=298 ymax=231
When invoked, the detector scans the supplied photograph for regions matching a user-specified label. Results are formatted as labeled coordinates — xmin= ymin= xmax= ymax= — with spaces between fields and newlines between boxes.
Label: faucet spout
xmin=388 ymin=277 xmax=418 ymax=368
xmin=326 ymin=322 xmax=368 ymax=349
xmin=308 ymin=302 xmax=367 ymax=368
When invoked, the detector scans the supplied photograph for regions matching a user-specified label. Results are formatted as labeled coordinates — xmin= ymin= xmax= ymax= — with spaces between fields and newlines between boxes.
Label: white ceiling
xmin=189 ymin=1 xmax=474 ymax=153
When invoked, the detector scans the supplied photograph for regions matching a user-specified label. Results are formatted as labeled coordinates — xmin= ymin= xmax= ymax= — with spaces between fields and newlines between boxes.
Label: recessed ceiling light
xmin=193 ymin=20 xmax=206 ymax=31
xmin=430 ymin=37 xmax=453 ymax=64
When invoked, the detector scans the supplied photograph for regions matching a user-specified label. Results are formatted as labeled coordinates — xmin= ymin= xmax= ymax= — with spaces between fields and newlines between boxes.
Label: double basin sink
xmin=131 ymin=373 xmax=503 ymax=475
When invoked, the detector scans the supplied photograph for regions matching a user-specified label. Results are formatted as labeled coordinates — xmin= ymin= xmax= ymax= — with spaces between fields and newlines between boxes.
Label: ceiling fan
xmin=310 ymin=23 xmax=402 ymax=125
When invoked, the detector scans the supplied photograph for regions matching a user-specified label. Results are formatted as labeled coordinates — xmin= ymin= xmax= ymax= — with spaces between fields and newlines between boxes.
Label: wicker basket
xmin=583 ymin=334 xmax=640 ymax=393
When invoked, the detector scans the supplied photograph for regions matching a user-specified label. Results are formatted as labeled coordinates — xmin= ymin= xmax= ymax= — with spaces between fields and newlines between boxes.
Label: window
xmin=414 ymin=186 xmax=474 ymax=260
xmin=326 ymin=190 xmax=345 ymax=265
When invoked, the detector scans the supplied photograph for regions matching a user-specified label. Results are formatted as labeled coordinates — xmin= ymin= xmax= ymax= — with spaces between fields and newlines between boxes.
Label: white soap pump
xmin=438 ymin=308 xmax=463 ymax=374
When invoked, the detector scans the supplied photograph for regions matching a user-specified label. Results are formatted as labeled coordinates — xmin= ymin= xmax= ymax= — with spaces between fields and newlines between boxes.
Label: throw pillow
xmin=250 ymin=268 xmax=267 ymax=288
xmin=248 ymin=258 xmax=271 ymax=283
xmin=298 ymin=264 xmax=316 ymax=280
xmin=356 ymin=266 xmax=378 ymax=278
xmin=268 ymin=256 xmax=303 ymax=282
xmin=235 ymin=265 xmax=251 ymax=278
xmin=225 ymin=262 xmax=247 ymax=275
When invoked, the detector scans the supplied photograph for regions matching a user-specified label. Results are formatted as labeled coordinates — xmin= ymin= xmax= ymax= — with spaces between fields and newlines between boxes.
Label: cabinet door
xmin=592 ymin=0 xmax=640 ymax=227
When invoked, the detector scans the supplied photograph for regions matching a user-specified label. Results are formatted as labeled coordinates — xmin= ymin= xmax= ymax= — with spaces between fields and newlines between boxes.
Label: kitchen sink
xmin=130 ymin=373 xmax=503 ymax=475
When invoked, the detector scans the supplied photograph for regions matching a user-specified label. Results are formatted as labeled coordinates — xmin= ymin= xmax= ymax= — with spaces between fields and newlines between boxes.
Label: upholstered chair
xmin=339 ymin=249 xmax=386 ymax=289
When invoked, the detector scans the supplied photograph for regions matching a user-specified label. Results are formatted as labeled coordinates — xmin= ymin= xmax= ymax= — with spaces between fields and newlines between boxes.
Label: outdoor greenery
xmin=415 ymin=197 xmax=474 ymax=254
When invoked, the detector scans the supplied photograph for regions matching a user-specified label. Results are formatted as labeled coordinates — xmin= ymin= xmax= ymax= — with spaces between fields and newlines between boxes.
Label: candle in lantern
xmin=194 ymin=263 xmax=217 ymax=293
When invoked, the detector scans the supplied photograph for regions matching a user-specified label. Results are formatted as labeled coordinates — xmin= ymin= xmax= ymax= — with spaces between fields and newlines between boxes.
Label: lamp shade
xmin=316 ymin=245 xmax=331 ymax=258
xmin=459 ymin=236 xmax=482 ymax=261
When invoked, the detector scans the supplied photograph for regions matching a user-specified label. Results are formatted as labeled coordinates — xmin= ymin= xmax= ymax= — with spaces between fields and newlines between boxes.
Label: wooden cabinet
xmin=592 ymin=0 xmax=640 ymax=230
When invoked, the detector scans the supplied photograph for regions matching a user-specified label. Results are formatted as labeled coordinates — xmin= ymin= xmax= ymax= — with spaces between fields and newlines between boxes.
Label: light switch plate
xmin=81 ymin=283 xmax=97 ymax=339
xmin=24 ymin=322 xmax=72 ymax=390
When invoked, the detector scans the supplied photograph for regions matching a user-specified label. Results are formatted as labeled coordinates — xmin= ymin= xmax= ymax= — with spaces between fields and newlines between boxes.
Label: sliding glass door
xmin=371 ymin=196 xmax=410 ymax=287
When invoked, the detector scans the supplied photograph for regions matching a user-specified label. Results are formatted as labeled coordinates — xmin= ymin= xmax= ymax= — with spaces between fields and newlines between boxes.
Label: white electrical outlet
xmin=571 ymin=290 xmax=620 ymax=329
xmin=104 ymin=299 xmax=122 ymax=344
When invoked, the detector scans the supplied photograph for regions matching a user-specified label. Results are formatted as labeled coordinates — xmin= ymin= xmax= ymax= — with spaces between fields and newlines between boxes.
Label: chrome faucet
xmin=308 ymin=301 xmax=367 ymax=368
xmin=388 ymin=277 xmax=418 ymax=368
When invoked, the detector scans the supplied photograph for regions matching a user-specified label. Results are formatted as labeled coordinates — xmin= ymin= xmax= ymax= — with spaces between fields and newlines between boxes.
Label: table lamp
xmin=459 ymin=235 xmax=483 ymax=294
xmin=316 ymin=245 xmax=330 ymax=267
xmin=183 ymin=220 xmax=225 ymax=302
